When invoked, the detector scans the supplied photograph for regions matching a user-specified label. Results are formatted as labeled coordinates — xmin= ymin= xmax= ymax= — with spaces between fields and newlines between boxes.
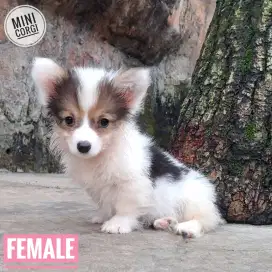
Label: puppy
xmin=31 ymin=57 xmax=223 ymax=237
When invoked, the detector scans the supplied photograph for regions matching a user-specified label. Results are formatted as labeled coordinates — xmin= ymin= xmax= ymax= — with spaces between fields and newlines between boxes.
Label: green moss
xmin=140 ymin=95 xmax=156 ymax=137
xmin=245 ymin=123 xmax=256 ymax=140
xmin=236 ymin=2 xmax=258 ymax=76
xmin=240 ymin=48 xmax=254 ymax=75
xmin=229 ymin=160 xmax=244 ymax=176
xmin=140 ymin=112 xmax=156 ymax=136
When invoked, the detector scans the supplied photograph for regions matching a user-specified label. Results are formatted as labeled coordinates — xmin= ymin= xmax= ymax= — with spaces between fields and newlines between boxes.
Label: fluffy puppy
xmin=31 ymin=57 xmax=223 ymax=237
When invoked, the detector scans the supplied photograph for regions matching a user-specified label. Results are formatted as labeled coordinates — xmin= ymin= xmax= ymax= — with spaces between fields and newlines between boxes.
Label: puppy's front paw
xmin=101 ymin=215 xmax=137 ymax=234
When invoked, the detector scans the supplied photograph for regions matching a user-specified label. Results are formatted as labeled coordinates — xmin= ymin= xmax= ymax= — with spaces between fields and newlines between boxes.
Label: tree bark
xmin=171 ymin=0 xmax=272 ymax=224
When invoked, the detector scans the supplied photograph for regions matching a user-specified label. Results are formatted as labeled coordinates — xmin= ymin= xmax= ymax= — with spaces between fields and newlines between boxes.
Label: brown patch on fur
xmin=48 ymin=70 xmax=131 ymax=141
xmin=47 ymin=70 xmax=84 ymax=130
xmin=87 ymin=78 xmax=130 ymax=136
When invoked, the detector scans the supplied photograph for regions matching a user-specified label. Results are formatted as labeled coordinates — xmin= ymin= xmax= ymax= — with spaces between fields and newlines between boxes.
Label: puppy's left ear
xmin=112 ymin=68 xmax=150 ymax=113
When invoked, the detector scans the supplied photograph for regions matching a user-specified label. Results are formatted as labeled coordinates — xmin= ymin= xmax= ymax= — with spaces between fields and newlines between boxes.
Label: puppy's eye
xmin=99 ymin=118 xmax=109 ymax=128
xmin=64 ymin=116 xmax=74 ymax=126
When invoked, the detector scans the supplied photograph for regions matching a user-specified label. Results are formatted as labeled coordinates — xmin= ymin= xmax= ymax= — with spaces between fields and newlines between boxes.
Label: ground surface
xmin=0 ymin=173 xmax=271 ymax=272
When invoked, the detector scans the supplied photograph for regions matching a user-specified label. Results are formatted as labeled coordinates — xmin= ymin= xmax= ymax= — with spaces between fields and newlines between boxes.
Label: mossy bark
xmin=171 ymin=0 xmax=272 ymax=224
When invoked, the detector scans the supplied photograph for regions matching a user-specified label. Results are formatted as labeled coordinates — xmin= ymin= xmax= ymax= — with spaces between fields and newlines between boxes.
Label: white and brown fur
xmin=31 ymin=57 xmax=224 ymax=237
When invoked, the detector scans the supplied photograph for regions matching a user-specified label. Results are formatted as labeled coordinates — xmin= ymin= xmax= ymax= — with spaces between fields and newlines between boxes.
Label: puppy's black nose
xmin=77 ymin=141 xmax=91 ymax=154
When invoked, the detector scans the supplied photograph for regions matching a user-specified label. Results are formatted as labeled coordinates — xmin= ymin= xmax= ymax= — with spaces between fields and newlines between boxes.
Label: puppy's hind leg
xmin=168 ymin=219 xmax=203 ymax=238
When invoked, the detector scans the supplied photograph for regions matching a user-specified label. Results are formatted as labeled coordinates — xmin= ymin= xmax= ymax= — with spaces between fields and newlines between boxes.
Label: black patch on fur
xmin=47 ymin=69 xmax=80 ymax=121
xmin=149 ymin=145 xmax=189 ymax=185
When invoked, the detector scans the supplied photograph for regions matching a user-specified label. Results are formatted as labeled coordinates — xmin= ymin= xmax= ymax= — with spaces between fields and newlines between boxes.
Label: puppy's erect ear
xmin=112 ymin=68 xmax=150 ymax=113
xmin=31 ymin=57 xmax=66 ymax=106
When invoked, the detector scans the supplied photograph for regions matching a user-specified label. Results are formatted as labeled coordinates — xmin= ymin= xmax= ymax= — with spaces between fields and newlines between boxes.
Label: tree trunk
xmin=171 ymin=0 xmax=272 ymax=224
